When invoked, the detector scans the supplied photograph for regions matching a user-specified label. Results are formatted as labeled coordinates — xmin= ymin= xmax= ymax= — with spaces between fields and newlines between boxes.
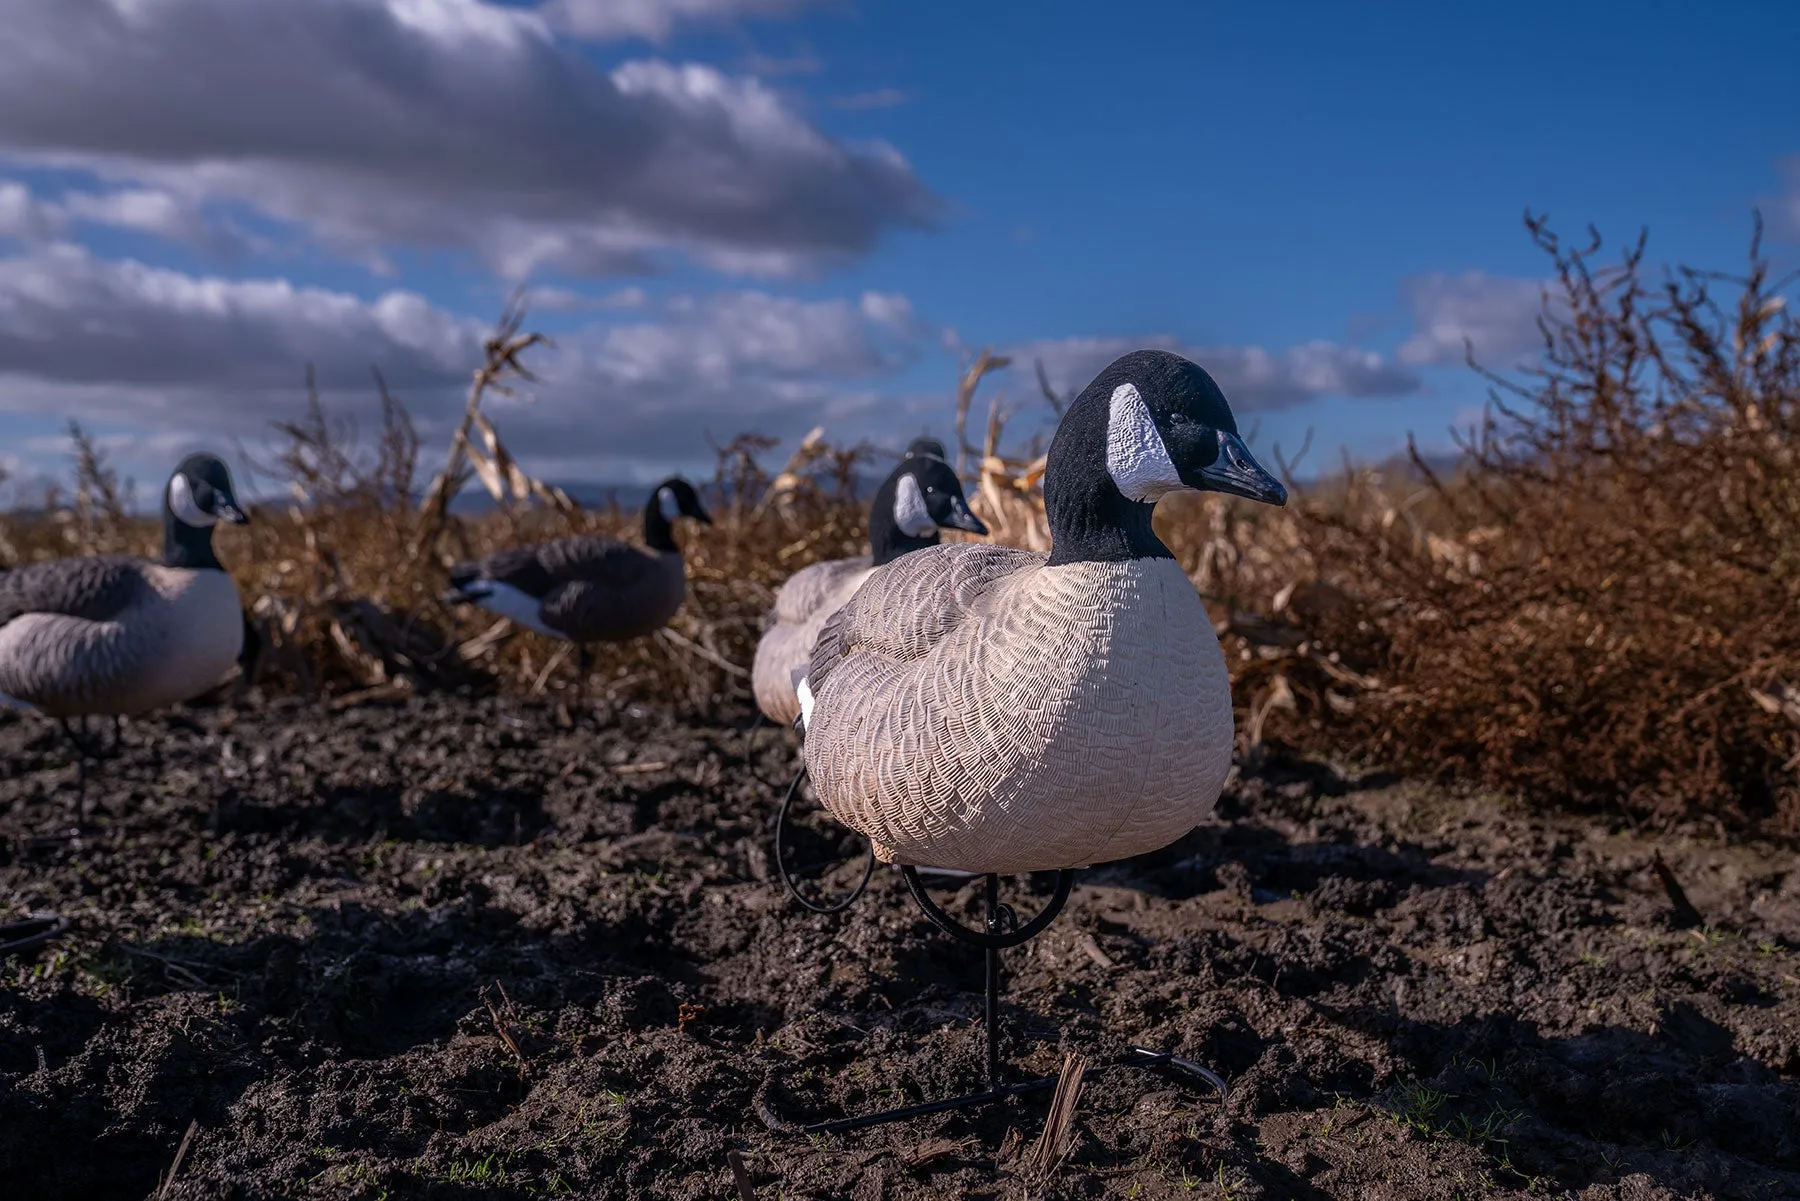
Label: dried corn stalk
xmin=414 ymin=295 xmax=573 ymax=559
xmin=756 ymin=426 xmax=826 ymax=516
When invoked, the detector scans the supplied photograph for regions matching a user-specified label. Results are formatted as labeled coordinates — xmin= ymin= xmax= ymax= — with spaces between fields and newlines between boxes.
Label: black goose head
xmin=163 ymin=452 xmax=249 ymax=570
xmin=644 ymin=476 xmax=712 ymax=552
xmin=867 ymin=441 xmax=987 ymax=566
xmin=903 ymin=437 xmax=949 ymax=461
xmin=1044 ymin=350 xmax=1286 ymax=566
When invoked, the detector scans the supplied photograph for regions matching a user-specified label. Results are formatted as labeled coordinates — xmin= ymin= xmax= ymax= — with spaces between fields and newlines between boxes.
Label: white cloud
xmin=601 ymin=286 xmax=651 ymax=310
xmin=0 ymin=244 xmax=479 ymax=400
xmin=0 ymin=0 xmax=936 ymax=279
xmin=523 ymin=285 xmax=602 ymax=314
xmin=540 ymin=0 xmax=827 ymax=43
xmin=507 ymin=288 xmax=925 ymax=461
xmin=857 ymin=291 xmax=917 ymax=330
xmin=0 ymin=183 xmax=58 ymax=242
xmin=1397 ymin=271 xmax=1550 ymax=369
xmin=59 ymin=189 xmax=216 ymax=250
xmin=1016 ymin=335 xmax=1421 ymax=413
xmin=0 ymin=245 xmax=928 ymax=484
xmin=0 ymin=180 xmax=256 ymax=257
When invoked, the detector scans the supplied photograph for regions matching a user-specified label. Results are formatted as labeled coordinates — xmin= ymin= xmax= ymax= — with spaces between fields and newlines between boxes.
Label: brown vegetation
xmin=1264 ymin=214 xmax=1800 ymax=834
xmin=3 ymin=217 xmax=1796 ymax=833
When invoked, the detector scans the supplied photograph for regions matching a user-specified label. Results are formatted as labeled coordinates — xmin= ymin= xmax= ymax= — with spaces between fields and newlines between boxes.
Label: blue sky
xmin=1 ymin=0 xmax=1795 ymax=501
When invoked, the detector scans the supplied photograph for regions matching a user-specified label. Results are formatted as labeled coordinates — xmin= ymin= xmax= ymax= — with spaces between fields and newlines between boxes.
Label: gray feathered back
xmin=751 ymin=555 xmax=874 ymax=725
xmin=0 ymin=557 xmax=147 ymax=628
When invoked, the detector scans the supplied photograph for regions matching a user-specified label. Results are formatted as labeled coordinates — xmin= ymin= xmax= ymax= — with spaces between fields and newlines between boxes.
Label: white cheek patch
xmin=892 ymin=473 xmax=937 ymax=537
xmin=168 ymin=474 xmax=218 ymax=528
xmin=657 ymin=486 xmax=680 ymax=522
xmin=1106 ymin=382 xmax=1183 ymax=503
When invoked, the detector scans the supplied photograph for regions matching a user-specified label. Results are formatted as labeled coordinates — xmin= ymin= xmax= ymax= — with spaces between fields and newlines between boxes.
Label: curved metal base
xmin=773 ymin=767 xmax=874 ymax=915
xmin=1123 ymin=1046 xmax=1230 ymax=1099
xmin=901 ymin=867 xmax=1073 ymax=949
xmin=0 ymin=913 xmax=71 ymax=959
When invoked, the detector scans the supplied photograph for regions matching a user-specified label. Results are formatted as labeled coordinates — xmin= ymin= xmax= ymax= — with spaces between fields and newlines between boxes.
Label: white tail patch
xmin=892 ymin=472 xmax=937 ymax=537
xmin=796 ymin=675 xmax=816 ymax=731
xmin=1106 ymin=382 xmax=1182 ymax=502
xmin=168 ymin=473 xmax=219 ymax=528
xmin=462 ymin=581 xmax=564 ymax=640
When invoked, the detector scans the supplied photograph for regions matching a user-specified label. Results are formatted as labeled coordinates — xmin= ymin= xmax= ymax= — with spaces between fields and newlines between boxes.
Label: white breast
xmin=122 ymin=566 xmax=246 ymax=712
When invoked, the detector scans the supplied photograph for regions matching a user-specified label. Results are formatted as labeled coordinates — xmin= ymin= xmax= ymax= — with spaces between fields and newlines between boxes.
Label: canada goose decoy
xmin=740 ymin=437 xmax=947 ymax=764
xmin=752 ymin=438 xmax=986 ymax=728
xmin=443 ymin=477 xmax=712 ymax=708
xmin=0 ymin=453 xmax=250 ymax=834
xmin=776 ymin=350 xmax=1287 ymax=1134
xmin=751 ymin=438 xmax=987 ymax=911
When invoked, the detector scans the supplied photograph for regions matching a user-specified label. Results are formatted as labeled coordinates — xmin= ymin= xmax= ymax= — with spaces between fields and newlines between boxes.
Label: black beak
xmin=941 ymin=495 xmax=989 ymax=536
xmin=1193 ymin=432 xmax=1287 ymax=507
xmin=692 ymin=505 xmax=714 ymax=527
xmin=214 ymin=497 xmax=251 ymax=525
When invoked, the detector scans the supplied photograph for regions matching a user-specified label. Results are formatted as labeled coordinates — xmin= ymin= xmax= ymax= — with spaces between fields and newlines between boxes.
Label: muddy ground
xmin=1 ymin=693 xmax=1797 ymax=1201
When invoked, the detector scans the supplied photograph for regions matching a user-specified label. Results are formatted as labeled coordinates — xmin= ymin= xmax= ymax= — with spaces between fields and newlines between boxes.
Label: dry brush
xmin=3 ymin=217 xmax=1796 ymax=834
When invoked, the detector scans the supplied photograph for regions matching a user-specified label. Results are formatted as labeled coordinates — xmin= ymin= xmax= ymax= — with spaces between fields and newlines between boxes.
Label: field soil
xmin=2 ymin=694 xmax=1798 ymax=1200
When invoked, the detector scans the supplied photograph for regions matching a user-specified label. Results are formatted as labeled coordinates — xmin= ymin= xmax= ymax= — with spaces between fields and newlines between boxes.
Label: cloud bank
xmin=1015 ymin=335 xmax=1421 ymax=414
xmin=0 ymin=0 xmax=936 ymax=279
xmin=0 ymin=244 xmax=928 ymax=481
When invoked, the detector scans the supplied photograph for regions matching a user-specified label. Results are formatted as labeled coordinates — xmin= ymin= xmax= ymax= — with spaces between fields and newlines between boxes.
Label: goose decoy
xmin=751 ymin=438 xmax=987 ymax=728
xmin=781 ymin=349 xmax=1287 ymax=1133
xmin=443 ymin=477 xmax=712 ymax=706
xmin=753 ymin=438 xmax=988 ymax=911
xmin=0 ymin=453 xmax=250 ymax=832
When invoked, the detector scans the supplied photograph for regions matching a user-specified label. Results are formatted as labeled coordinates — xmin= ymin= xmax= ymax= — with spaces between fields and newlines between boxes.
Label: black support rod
xmin=983 ymin=874 xmax=1002 ymax=1091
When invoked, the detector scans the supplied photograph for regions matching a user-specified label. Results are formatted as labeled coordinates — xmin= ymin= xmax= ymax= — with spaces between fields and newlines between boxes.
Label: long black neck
xmin=163 ymin=510 xmax=224 ymax=571
xmin=643 ymin=494 xmax=678 ymax=553
xmin=866 ymin=472 xmax=939 ymax=566
xmin=1042 ymin=397 xmax=1172 ymax=566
